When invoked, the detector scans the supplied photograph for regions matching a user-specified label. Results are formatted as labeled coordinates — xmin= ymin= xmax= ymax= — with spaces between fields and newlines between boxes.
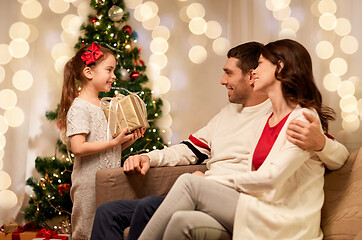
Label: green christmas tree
xmin=24 ymin=0 xmax=166 ymax=232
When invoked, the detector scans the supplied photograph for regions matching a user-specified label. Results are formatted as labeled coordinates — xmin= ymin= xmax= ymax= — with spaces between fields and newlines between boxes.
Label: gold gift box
xmin=101 ymin=94 xmax=149 ymax=138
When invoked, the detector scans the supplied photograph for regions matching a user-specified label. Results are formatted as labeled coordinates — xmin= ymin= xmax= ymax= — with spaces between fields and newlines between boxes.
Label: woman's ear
xmin=83 ymin=67 xmax=93 ymax=79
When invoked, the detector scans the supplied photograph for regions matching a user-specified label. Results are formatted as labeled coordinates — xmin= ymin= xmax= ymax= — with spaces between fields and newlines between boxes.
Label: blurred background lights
xmin=0 ymin=89 xmax=17 ymax=110
xmin=142 ymin=1 xmax=158 ymax=21
xmin=153 ymin=76 xmax=171 ymax=94
xmin=0 ymin=189 xmax=18 ymax=209
xmin=340 ymin=35 xmax=359 ymax=54
xmin=213 ymin=37 xmax=230 ymax=56
xmin=26 ymin=24 xmax=39 ymax=43
xmin=318 ymin=0 xmax=337 ymax=14
xmin=0 ymin=66 xmax=5 ymax=84
xmin=279 ymin=28 xmax=296 ymax=39
xmin=205 ymin=21 xmax=222 ymax=39
xmin=149 ymin=53 xmax=168 ymax=70
xmin=358 ymin=99 xmax=362 ymax=116
xmin=281 ymin=17 xmax=300 ymax=32
xmin=77 ymin=1 xmax=91 ymax=19
xmin=323 ymin=73 xmax=341 ymax=92
xmin=142 ymin=15 xmax=160 ymax=30
xmin=150 ymin=38 xmax=168 ymax=54
xmin=51 ymin=43 xmax=73 ymax=60
xmin=0 ymin=134 xmax=6 ymax=149
xmin=21 ymin=0 xmax=42 ymax=19
xmin=9 ymin=22 xmax=30 ymax=40
xmin=273 ymin=6 xmax=291 ymax=21
xmin=0 ymin=44 xmax=13 ymax=65
xmin=124 ymin=0 xmax=142 ymax=9
xmin=340 ymin=95 xmax=357 ymax=113
xmin=161 ymin=99 xmax=171 ymax=115
xmin=316 ymin=41 xmax=334 ymax=59
xmin=152 ymin=25 xmax=170 ymax=40
xmin=55 ymin=56 xmax=71 ymax=74
xmin=9 ymin=39 xmax=30 ymax=58
xmin=4 ymin=107 xmax=25 ymax=127
xmin=334 ymin=18 xmax=351 ymax=36
xmin=186 ymin=3 xmax=205 ymax=19
xmin=49 ymin=0 xmax=70 ymax=14
xmin=157 ymin=114 xmax=172 ymax=128
xmin=342 ymin=117 xmax=360 ymax=132
xmin=189 ymin=17 xmax=207 ymax=35
xmin=12 ymin=70 xmax=33 ymax=91
xmin=179 ymin=6 xmax=189 ymax=23
xmin=329 ymin=57 xmax=347 ymax=76
xmin=0 ymin=171 xmax=11 ymax=190
xmin=0 ymin=116 xmax=8 ymax=135
xmin=319 ymin=13 xmax=337 ymax=30
xmin=189 ymin=45 xmax=207 ymax=64
xmin=337 ymin=80 xmax=355 ymax=97
xmin=146 ymin=62 xmax=161 ymax=81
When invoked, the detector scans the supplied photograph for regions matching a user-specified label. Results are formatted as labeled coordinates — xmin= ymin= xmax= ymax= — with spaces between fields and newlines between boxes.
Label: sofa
xmin=95 ymin=146 xmax=362 ymax=239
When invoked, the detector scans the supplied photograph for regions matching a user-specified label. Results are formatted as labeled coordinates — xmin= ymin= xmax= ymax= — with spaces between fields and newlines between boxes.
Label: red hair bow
xmin=81 ymin=42 xmax=104 ymax=65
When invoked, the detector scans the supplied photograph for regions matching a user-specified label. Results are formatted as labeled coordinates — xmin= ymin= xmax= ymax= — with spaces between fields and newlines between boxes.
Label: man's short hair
xmin=227 ymin=42 xmax=264 ymax=75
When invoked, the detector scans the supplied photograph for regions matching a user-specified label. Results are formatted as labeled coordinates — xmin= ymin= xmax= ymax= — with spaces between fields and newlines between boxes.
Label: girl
xmin=137 ymin=39 xmax=335 ymax=239
xmin=58 ymin=42 xmax=145 ymax=240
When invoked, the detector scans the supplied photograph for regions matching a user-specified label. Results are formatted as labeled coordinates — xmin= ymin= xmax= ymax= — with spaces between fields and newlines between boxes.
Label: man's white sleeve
xmin=315 ymin=136 xmax=349 ymax=170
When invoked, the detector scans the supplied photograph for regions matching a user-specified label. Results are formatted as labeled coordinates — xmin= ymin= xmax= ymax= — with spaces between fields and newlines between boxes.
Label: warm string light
xmin=313 ymin=0 xmax=361 ymax=132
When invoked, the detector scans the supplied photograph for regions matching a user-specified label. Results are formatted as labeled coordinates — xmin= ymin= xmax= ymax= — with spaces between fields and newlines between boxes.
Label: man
xmin=91 ymin=42 xmax=349 ymax=240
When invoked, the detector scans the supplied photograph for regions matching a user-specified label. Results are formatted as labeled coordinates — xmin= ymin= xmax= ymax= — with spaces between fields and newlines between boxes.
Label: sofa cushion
xmin=321 ymin=147 xmax=362 ymax=240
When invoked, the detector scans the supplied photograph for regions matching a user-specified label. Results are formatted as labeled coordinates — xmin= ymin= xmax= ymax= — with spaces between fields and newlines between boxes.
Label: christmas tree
xmin=24 ymin=0 xmax=166 ymax=232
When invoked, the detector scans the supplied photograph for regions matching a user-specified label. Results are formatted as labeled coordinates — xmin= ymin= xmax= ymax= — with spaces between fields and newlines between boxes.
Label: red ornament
xmin=90 ymin=16 xmax=98 ymax=24
xmin=130 ymin=71 xmax=140 ymax=81
xmin=123 ymin=25 xmax=132 ymax=35
xmin=58 ymin=183 xmax=70 ymax=196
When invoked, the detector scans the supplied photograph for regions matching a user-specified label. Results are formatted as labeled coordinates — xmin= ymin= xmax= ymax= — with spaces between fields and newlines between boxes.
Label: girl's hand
xmin=113 ymin=128 xmax=133 ymax=146
xmin=120 ymin=128 xmax=146 ymax=149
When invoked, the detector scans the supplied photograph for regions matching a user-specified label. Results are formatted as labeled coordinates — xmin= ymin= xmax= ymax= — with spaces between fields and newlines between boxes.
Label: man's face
xmin=220 ymin=57 xmax=252 ymax=104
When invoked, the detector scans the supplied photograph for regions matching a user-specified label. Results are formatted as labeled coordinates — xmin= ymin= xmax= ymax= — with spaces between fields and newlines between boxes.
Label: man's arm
xmin=286 ymin=111 xmax=349 ymax=170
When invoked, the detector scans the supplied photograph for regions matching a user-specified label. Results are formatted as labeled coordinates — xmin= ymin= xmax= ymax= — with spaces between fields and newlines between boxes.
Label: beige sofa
xmin=96 ymin=147 xmax=362 ymax=239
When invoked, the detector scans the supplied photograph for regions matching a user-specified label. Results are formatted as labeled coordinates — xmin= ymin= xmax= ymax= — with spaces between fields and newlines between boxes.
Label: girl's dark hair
xmin=58 ymin=43 xmax=114 ymax=130
xmin=261 ymin=39 xmax=335 ymax=132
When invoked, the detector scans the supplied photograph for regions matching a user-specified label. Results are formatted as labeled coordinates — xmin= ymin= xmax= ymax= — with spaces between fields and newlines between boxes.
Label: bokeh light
xmin=0 ymin=171 xmax=11 ymax=190
xmin=340 ymin=35 xmax=359 ymax=54
xmin=0 ymin=66 xmax=5 ymax=84
xmin=318 ymin=0 xmax=337 ymax=14
xmin=323 ymin=73 xmax=341 ymax=91
xmin=0 ymin=89 xmax=17 ymax=110
xmin=152 ymin=25 xmax=170 ymax=40
xmin=149 ymin=53 xmax=168 ymax=70
xmin=9 ymin=22 xmax=30 ymax=40
xmin=337 ymin=80 xmax=355 ymax=97
xmin=179 ymin=6 xmax=189 ymax=23
xmin=273 ymin=6 xmax=291 ymax=21
xmin=329 ymin=57 xmax=347 ymax=76
xmin=21 ymin=0 xmax=42 ymax=19
xmin=319 ymin=13 xmax=337 ymax=30
xmin=340 ymin=95 xmax=357 ymax=113
xmin=281 ymin=17 xmax=299 ymax=32
xmin=188 ymin=45 xmax=207 ymax=64
xmin=27 ymin=24 xmax=39 ymax=43
xmin=0 ymin=44 xmax=13 ymax=65
xmin=9 ymin=39 xmax=30 ymax=58
xmin=123 ymin=0 xmax=142 ymax=9
xmin=186 ymin=3 xmax=205 ymax=19
xmin=342 ymin=118 xmax=360 ymax=132
xmin=205 ymin=21 xmax=222 ymax=39
xmin=153 ymin=76 xmax=171 ymax=94
xmin=12 ymin=70 xmax=33 ymax=91
xmin=0 ymin=115 xmax=8 ymax=135
xmin=150 ymin=38 xmax=169 ymax=54
xmin=315 ymin=41 xmax=334 ymax=59
xmin=334 ymin=18 xmax=351 ymax=36
xmin=4 ymin=107 xmax=25 ymax=127
xmin=55 ymin=56 xmax=71 ymax=74
xmin=189 ymin=17 xmax=207 ymax=35
xmin=49 ymin=0 xmax=70 ymax=14
xmin=157 ymin=114 xmax=172 ymax=128
xmin=278 ymin=28 xmax=296 ymax=39
xmin=212 ymin=37 xmax=230 ymax=56
xmin=142 ymin=15 xmax=160 ymax=30
xmin=0 ymin=190 xmax=18 ymax=209
xmin=0 ymin=134 xmax=6 ymax=149
xmin=146 ymin=62 xmax=161 ymax=81
xmin=51 ymin=43 xmax=73 ymax=60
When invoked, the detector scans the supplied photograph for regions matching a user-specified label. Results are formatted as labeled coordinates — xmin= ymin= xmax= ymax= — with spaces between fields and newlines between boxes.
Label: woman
xmin=138 ymin=39 xmax=335 ymax=239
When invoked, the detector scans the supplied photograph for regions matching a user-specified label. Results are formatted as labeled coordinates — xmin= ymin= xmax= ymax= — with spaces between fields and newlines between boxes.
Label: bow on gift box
xmin=81 ymin=42 xmax=103 ymax=65
xmin=35 ymin=228 xmax=68 ymax=240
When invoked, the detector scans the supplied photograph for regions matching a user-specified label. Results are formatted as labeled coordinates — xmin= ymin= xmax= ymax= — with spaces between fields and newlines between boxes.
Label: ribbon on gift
xmin=0 ymin=222 xmax=42 ymax=240
xmin=35 ymin=228 xmax=68 ymax=240
xmin=101 ymin=93 xmax=149 ymax=140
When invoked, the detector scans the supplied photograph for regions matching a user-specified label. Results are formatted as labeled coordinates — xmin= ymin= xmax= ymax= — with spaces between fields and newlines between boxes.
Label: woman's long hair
xmin=261 ymin=39 xmax=335 ymax=132
xmin=58 ymin=44 xmax=114 ymax=131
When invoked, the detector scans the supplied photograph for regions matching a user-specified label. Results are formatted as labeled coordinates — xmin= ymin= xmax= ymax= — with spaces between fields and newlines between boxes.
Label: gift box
xmin=32 ymin=229 xmax=69 ymax=240
xmin=0 ymin=232 xmax=12 ymax=240
xmin=101 ymin=94 xmax=149 ymax=138
xmin=3 ymin=222 xmax=18 ymax=234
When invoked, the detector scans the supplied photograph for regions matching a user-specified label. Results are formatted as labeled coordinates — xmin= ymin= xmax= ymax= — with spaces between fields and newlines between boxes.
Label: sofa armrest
xmin=95 ymin=164 xmax=207 ymax=207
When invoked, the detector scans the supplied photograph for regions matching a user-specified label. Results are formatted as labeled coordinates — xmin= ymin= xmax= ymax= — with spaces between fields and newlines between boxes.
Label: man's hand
xmin=123 ymin=155 xmax=150 ymax=175
xmin=192 ymin=171 xmax=206 ymax=177
xmin=286 ymin=111 xmax=326 ymax=151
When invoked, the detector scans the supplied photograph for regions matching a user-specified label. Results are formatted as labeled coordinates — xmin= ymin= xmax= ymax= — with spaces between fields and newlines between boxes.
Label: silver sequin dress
xmin=66 ymin=98 xmax=121 ymax=240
